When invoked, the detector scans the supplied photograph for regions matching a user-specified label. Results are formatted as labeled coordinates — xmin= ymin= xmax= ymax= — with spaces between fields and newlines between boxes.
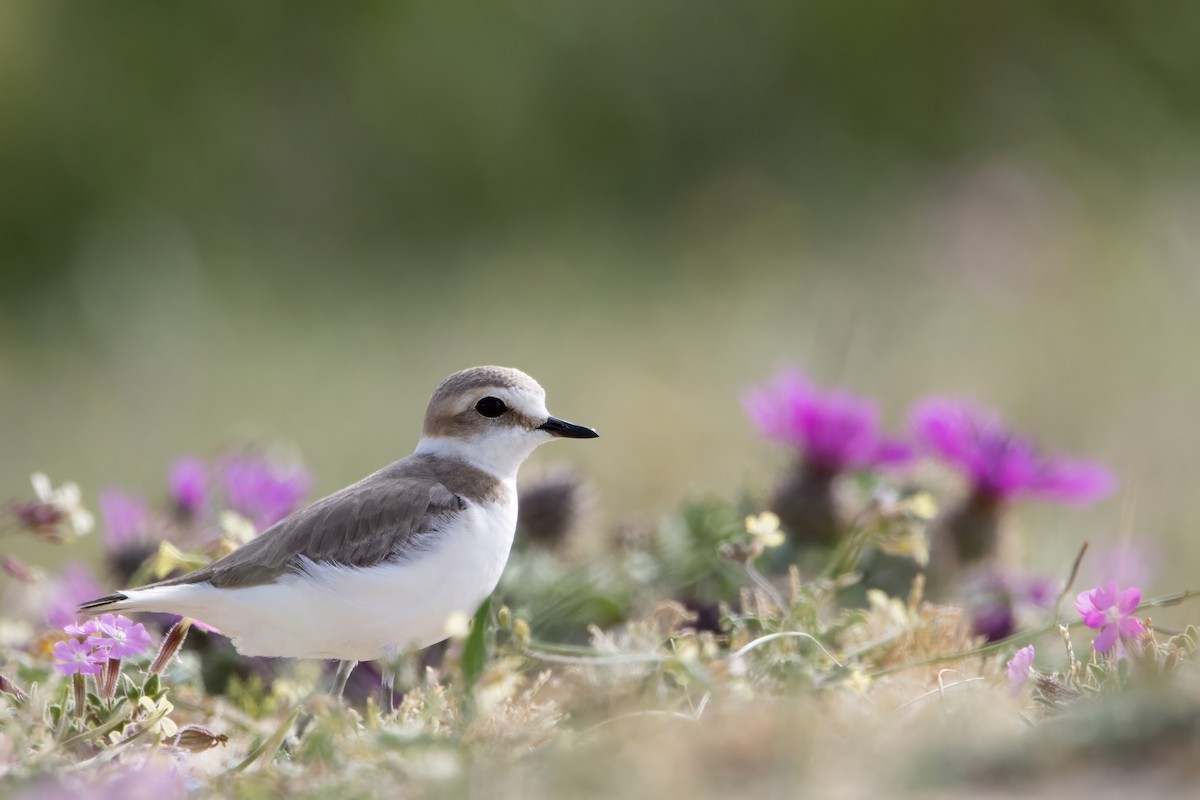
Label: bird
xmin=78 ymin=366 xmax=598 ymax=699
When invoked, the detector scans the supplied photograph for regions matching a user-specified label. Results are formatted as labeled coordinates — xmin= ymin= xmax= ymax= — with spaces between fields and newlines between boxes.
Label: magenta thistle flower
xmin=222 ymin=456 xmax=311 ymax=530
xmin=51 ymin=638 xmax=106 ymax=676
xmin=1075 ymin=581 xmax=1145 ymax=653
xmin=98 ymin=489 xmax=153 ymax=551
xmin=743 ymin=371 xmax=911 ymax=473
xmin=86 ymin=614 xmax=153 ymax=659
xmin=1005 ymin=644 xmax=1035 ymax=695
xmin=168 ymin=456 xmax=207 ymax=515
xmin=910 ymin=398 xmax=1115 ymax=505
xmin=743 ymin=370 xmax=911 ymax=546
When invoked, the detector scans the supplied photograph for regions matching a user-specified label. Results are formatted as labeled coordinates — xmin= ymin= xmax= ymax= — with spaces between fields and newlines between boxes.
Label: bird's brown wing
xmin=146 ymin=467 xmax=466 ymax=590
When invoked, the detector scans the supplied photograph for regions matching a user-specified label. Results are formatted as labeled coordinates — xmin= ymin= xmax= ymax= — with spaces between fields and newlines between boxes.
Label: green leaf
xmin=463 ymin=595 xmax=492 ymax=692
xmin=59 ymin=698 xmax=130 ymax=748
xmin=143 ymin=673 xmax=160 ymax=698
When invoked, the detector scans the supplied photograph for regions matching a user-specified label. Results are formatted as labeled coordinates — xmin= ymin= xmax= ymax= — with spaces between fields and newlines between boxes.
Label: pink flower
xmin=168 ymin=457 xmax=207 ymax=515
xmin=85 ymin=614 xmax=153 ymax=659
xmin=910 ymin=398 xmax=1115 ymax=505
xmin=63 ymin=619 xmax=102 ymax=636
xmin=51 ymin=638 xmax=106 ymax=676
xmin=742 ymin=370 xmax=911 ymax=473
xmin=1005 ymin=644 xmax=1035 ymax=695
xmin=1075 ymin=581 xmax=1145 ymax=653
xmin=98 ymin=489 xmax=153 ymax=551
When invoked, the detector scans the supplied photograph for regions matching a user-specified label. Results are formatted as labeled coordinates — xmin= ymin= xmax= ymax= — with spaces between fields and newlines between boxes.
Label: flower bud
xmin=150 ymin=619 xmax=192 ymax=675
xmin=0 ymin=673 xmax=28 ymax=703
xmin=173 ymin=725 xmax=229 ymax=752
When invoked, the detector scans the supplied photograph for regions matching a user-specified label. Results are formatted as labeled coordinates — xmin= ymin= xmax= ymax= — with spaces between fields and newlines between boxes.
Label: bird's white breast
xmin=134 ymin=493 xmax=518 ymax=661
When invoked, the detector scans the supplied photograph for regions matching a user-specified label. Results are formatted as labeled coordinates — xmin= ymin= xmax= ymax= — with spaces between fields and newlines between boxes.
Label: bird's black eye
xmin=475 ymin=396 xmax=507 ymax=418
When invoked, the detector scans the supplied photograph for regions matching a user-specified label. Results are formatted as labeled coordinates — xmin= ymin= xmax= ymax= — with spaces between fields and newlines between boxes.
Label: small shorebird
xmin=79 ymin=366 xmax=598 ymax=697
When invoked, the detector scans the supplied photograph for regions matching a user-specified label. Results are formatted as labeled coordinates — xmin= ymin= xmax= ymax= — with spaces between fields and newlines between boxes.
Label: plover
xmin=79 ymin=366 xmax=598 ymax=696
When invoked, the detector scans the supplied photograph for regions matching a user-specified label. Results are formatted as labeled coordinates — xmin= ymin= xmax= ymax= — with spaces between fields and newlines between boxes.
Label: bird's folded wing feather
xmin=144 ymin=474 xmax=465 ymax=590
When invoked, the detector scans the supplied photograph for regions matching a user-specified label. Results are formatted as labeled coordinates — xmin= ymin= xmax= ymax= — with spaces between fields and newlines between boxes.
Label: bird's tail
xmin=77 ymin=592 xmax=131 ymax=615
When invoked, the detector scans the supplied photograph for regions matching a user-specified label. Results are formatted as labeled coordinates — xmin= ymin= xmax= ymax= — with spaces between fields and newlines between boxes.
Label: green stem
xmin=226 ymin=706 xmax=302 ymax=774
xmin=72 ymin=674 xmax=85 ymax=720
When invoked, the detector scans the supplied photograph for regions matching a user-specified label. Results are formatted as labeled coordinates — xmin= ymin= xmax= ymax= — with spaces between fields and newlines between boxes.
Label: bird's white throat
xmin=414 ymin=432 xmax=551 ymax=482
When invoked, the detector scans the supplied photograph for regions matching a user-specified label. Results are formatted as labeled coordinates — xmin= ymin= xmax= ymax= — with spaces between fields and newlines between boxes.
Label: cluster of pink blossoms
xmin=743 ymin=368 xmax=1115 ymax=506
xmin=744 ymin=368 xmax=1119 ymax=571
xmin=51 ymin=614 xmax=153 ymax=676
xmin=1006 ymin=580 xmax=1146 ymax=694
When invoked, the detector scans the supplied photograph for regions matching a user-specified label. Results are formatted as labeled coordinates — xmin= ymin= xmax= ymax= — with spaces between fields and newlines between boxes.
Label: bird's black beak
xmin=538 ymin=416 xmax=599 ymax=439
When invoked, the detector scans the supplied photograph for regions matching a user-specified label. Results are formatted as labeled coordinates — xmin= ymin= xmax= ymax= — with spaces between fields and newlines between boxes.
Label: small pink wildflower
xmin=1075 ymin=581 xmax=1145 ymax=653
xmin=1005 ymin=644 xmax=1035 ymax=695
xmin=63 ymin=619 xmax=102 ymax=637
xmin=51 ymin=638 xmax=106 ymax=676
xmin=86 ymin=614 xmax=153 ymax=659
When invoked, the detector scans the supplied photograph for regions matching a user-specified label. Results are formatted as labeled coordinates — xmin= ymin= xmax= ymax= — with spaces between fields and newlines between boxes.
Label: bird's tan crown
xmin=422 ymin=366 xmax=547 ymax=439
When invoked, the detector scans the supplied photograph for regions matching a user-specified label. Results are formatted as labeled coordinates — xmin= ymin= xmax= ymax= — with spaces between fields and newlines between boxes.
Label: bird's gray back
xmin=144 ymin=454 xmax=505 ymax=590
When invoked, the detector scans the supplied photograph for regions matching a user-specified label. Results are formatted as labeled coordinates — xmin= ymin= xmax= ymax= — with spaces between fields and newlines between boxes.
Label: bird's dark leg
xmin=331 ymin=659 xmax=358 ymax=698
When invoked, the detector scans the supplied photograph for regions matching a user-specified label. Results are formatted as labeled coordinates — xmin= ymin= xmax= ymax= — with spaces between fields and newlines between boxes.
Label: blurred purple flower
xmin=100 ymin=765 xmax=185 ymax=800
xmin=15 ymin=764 xmax=184 ymax=800
xmin=13 ymin=501 xmax=64 ymax=531
xmin=910 ymin=398 xmax=1115 ymax=505
xmin=222 ymin=456 xmax=310 ymax=530
xmin=1 ymin=554 xmax=38 ymax=583
xmin=743 ymin=370 xmax=911 ymax=473
xmin=168 ymin=457 xmax=207 ymax=515
xmin=964 ymin=567 xmax=1059 ymax=641
xmin=86 ymin=614 xmax=153 ymax=659
xmin=45 ymin=563 xmax=105 ymax=628
xmin=1019 ymin=573 xmax=1060 ymax=609
xmin=51 ymin=638 xmax=105 ymax=676
xmin=1076 ymin=581 xmax=1144 ymax=654
xmin=98 ymin=490 xmax=153 ymax=552
xmin=1006 ymin=644 xmax=1035 ymax=695
xmin=972 ymin=598 xmax=1016 ymax=641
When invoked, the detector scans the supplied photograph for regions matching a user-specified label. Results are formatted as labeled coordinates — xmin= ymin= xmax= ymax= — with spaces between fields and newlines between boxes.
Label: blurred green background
xmin=3 ymin=3 xmax=1199 ymax=590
